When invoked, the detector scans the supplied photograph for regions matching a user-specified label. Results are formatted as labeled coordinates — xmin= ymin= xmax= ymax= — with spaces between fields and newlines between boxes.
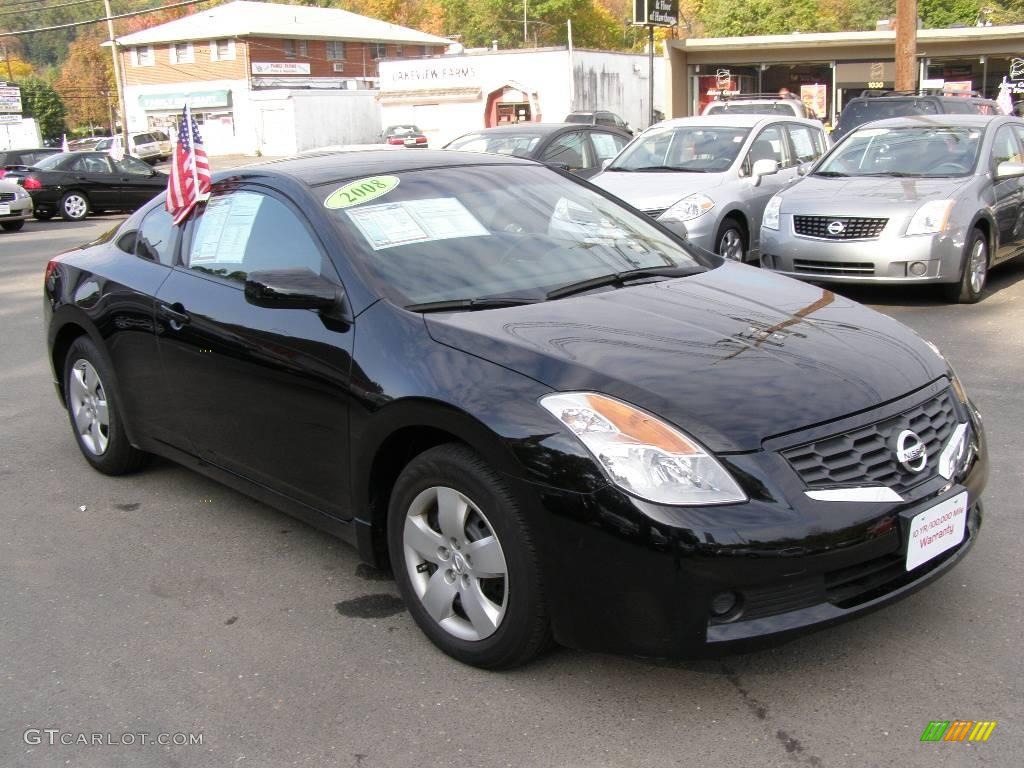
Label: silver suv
xmin=591 ymin=115 xmax=829 ymax=262
xmin=702 ymin=94 xmax=818 ymax=120
xmin=759 ymin=115 xmax=1024 ymax=303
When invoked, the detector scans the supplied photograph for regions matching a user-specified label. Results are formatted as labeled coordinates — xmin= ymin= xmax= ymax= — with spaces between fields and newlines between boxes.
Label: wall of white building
xmin=0 ymin=118 xmax=42 ymax=150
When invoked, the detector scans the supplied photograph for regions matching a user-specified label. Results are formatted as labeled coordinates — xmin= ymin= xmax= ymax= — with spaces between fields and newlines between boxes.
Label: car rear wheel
xmin=1 ymin=220 xmax=24 ymax=232
xmin=387 ymin=444 xmax=551 ymax=668
xmin=715 ymin=219 xmax=747 ymax=262
xmin=943 ymin=229 xmax=987 ymax=304
xmin=63 ymin=337 xmax=148 ymax=475
xmin=59 ymin=191 xmax=90 ymax=222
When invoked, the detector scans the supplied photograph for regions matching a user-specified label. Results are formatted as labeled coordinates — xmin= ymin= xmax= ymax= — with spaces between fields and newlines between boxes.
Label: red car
xmin=380 ymin=124 xmax=429 ymax=148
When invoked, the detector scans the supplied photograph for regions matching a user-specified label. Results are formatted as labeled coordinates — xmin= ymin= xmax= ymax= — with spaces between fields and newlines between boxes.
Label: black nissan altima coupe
xmin=43 ymin=150 xmax=987 ymax=668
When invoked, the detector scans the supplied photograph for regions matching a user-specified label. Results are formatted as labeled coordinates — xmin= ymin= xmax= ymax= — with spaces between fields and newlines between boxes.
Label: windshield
xmin=838 ymin=99 xmax=939 ymax=133
xmin=817 ymin=126 xmax=984 ymax=178
xmin=608 ymin=125 xmax=749 ymax=172
xmin=445 ymin=133 xmax=542 ymax=156
xmin=33 ymin=153 xmax=71 ymax=169
xmin=385 ymin=125 xmax=420 ymax=136
xmin=564 ymin=114 xmax=590 ymax=124
xmin=320 ymin=165 xmax=703 ymax=307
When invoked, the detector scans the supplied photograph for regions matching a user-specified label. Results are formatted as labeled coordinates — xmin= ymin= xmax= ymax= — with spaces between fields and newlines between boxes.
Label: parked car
xmin=94 ymin=131 xmax=172 ymax=163
xmin=760 ymin=114 xmax=1024 ymax=302
xmin=702 ymin=93 xmax=818 ymax=119
xmin=443 ymin=123 xmax=631 ymax=179
xmin=564 ymin=110 xmax=633 ymax=135
xmin=21 ymin=152 xmax=167 ymax=221
xmin=380 ymin=125 xmax=429 ymax=148
xmin=591 ymin=115 xmax=830 ymax=262
xmin=831 ymin=90 xmax=1000 ymax=143
xmin=0 ymin=177 xmax=33 ymax=231
xmin=44 ymin=149 xmax=986 ymax=668
xmin=68 ymin=136 xmax=110 ymax=152
xmin=0 ymin=147 xmax=61 ymax=180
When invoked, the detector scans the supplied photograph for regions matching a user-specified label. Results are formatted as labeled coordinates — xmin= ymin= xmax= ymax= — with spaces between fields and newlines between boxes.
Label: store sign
xmin=385 ymin=61 xmax=478 ymax=88
xmin=1009 ymin=57 xmax=1024 ymax=94
xmin=633 ymin=0 xmax=678 ymax=27
xmin=252 ymin=62 xmax=311 ymax=75
xmin=0 ymin=113 xmax=22 ymax=124
xmin=138 ymin=90 xmax=231 ymax=111
xmin=0 ymin=85 xmax=22 ymax=114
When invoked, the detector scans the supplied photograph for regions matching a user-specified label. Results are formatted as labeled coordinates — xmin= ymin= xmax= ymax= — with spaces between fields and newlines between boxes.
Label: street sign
xmin=0 ymin=85 xmax=22 ymax=114
xmin=633 ymin=0 xmax=678 ymax=27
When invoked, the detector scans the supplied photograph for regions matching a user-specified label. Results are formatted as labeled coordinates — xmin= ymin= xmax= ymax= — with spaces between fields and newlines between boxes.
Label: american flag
xmin=166 ymin=105 xmax=211 ymax=224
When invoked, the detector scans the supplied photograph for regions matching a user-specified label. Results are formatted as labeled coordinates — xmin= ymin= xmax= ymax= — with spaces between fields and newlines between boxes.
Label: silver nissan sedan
xmin=759 ymin=115 xmax=1024 ymax=303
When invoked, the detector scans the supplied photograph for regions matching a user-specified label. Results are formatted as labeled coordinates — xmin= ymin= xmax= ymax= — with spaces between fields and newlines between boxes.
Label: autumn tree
xmin=54 ymin=35 xmax=115 ymax=133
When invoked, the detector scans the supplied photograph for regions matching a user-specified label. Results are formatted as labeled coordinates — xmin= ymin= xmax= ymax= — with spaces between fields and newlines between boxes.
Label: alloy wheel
xmin=401 ymin=485 xmax=508 ymax=642
xmin=718 ymin=228 xmax=745 ymax=261
xmin=63 ymin=195 xmax=88 ymax=219
xmin=68 ymin=359 xmax=109 ymax=455
xmin=968 ymin=238 xmax=987 ymax=295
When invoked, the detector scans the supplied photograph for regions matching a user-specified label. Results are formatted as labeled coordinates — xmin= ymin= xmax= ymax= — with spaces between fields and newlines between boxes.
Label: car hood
xmin=425 ymin=263 xmax=947 ymax=453
xmin=591 ymin=170 xmax=728 ymax=212
xmin=783 ymin=175 xmax=973 ymax=212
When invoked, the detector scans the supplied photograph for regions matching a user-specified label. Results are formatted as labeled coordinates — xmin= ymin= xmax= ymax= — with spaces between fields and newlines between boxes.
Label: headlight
xmin=906 ymin=199 xmax=954 ymax=236
xmin=659 ymin=193 xmax=714 ymax=224
xmin=762 ymin=195 xmax=782 ymax=230
xmin=14 ymin=185 xmax=28 ymax=199
xmin=539 ymin=392 xmax=747 ymax=505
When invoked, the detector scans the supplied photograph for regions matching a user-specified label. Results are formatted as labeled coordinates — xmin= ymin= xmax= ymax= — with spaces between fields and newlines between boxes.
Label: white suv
xmin=94 ymin=131 xmax=172 ymax=164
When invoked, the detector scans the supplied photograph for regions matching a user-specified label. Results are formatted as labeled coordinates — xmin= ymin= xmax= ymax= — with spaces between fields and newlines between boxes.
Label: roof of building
xmin=114 ymin=0 xmax=452 ymax=47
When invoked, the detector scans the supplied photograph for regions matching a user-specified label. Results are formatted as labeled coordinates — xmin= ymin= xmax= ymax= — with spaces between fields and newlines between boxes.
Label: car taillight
xmin=387 ymin=137 xmax=403 ymax=145
xmin=415 ymin=136 xmax=427 ymax=144
xmin=45 ymin=259 xmax=62 ymax=290
xmin=22 ymin=176 xmax=42 ymax=190
xmin=0 ymin=169 xmax=6 ymax=179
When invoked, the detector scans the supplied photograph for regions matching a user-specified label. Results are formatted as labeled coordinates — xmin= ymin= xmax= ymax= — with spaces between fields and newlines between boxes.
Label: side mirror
xmin=796 ymin=161 xmax=813 ymax=177
xmin=245 ymin=268 xmax=342 ymax=312
xmin=547 ymin=161 xmax=572 ymax=172
xmin=995 ymin=161 xmax=1024 ymax=181
xmin=750 ymin=158 xmax=779 ymax=186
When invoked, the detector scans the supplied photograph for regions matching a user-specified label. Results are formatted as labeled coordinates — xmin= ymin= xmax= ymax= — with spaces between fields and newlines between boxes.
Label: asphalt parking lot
xmin=2 ymin=215 xmax=1021 ymax=768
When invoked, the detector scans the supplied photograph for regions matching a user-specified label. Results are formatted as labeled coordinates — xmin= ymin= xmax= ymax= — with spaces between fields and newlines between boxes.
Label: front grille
xmin=794 ymin=215 xmax=888 ymax=240
xmin=793 ymin=259 xmax=875 ymax=276
xmin=642 ymin=208 xmax=667 ymax=219
xmin=782 ymin=389 xmax=959 ymax=496
xmin=0 ymin=192 xmax=15 ymax=202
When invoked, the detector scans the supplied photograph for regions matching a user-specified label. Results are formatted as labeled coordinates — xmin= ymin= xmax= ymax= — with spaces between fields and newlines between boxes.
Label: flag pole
xmin=185 ymin=103 xmax=202 ymax=199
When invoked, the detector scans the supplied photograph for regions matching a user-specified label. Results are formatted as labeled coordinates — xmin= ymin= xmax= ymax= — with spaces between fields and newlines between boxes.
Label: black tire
xmin=1 ymin=220 xmax=25 ymax=232
xmin=942 ymin=229 xmax=988 ymax=304
xmin=63 ymin=336 xmax=148 ymax=475
xmin=715 ymin=218 xmax=748 ymax=262
xmin=33 ymin=211 xmax=54 ymax=221
xmin=387 ymin=443 xmax=551 ymax=669
xmin=59 ymin=191 xmax=90 ymax=222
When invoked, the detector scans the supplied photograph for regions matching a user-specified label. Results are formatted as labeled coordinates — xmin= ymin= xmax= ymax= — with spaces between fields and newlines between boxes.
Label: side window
xmin=71 ymin=155 xmax=113 ymax=174
xmin=136 ymin=206 xmax=176 ymax=265
xmin=744 ymin=125 xmax=789 ymax=173
xmin=184 ymin=191 xmax=324 ymax=284
xmin=990 ymin=126 xmax=1023 ymax=171
xmin=542 ymin=132 xmax=595 ymax=170
xmin=1013 ymin=126 xmax=1024 ymax=157
xmin=590 ymin=131 xmax=628 ymax=163
xmin=786 ymin=124 xmax=824 ymax=164
xmin=114 ymin=156 xmax=154 ymax=175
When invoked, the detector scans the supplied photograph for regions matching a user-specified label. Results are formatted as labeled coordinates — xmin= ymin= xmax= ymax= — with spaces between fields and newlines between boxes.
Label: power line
xmin=0 ymin=0 xmax=213 ymax=38
xmin=0 ymin=0 xmax=103 ymax=18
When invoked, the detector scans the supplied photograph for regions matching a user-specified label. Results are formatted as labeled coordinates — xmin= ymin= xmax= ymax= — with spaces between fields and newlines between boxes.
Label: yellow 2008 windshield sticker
xmin=324 ymin=176 xmax=400 ymax=209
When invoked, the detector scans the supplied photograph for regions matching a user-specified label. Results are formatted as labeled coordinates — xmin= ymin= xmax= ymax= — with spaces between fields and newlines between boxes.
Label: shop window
xmin=131 ymin=46 xmax=155 ymax=67
xmin=371 ymin=43 xmax=388 ymax=60
xmin=326 ymin=41 xmax=346 ymax=60
xmin=170 ymin=42 xmax=194 ymax=64
xmin=211 ymin=39 xmax=235 ymax=61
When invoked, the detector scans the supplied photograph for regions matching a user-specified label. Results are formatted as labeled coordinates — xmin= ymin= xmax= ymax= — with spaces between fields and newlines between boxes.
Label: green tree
xmin=20 ymin=78 xmax=66 ymax=140
xmin=918 ymin=0 xmax=981 ymax=27
xmin=699 ymin=0 xmax=829 ymax=36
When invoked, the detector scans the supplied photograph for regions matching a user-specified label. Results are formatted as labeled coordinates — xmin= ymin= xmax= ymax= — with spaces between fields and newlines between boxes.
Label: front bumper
xmin=760 ymin=215 xmax=965 ymax=284
xmin=0 ymin=197 xmax=33 ymax=221
xmin=527 ymin=381 xmax=987 ymax=658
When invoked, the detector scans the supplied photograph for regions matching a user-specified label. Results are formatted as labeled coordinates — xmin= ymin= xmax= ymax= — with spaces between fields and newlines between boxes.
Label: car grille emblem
xmin=827 ymin=220 xmax=846 ymax=235
xmin=895 ymin=429 xmax=927 ymax=473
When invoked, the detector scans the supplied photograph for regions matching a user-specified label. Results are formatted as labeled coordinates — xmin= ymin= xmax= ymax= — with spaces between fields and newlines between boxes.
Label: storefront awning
xmin=378 ymin=87 xmax=481 ymax=105
xmin=138 ymin=90 xmax=232 ymax=111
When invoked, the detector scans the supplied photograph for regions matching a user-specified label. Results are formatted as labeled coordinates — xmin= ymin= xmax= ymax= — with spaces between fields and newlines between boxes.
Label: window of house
xmin=210 ymin=39 xmax=235 ymax=61
xmin=371 ymin=42 xmax=388 ymax=59
xmin=394 ymin=45 xmax=404 ymax=57
xmin=131 ymin=46 xmax=155 ymax=66
xmin=326 ymin=40 xmax=346 ymax=60
xmin=170 ymin=42 xmax=194 ymax=64
xmin=282 ymin=39 xmax=308 ymax=59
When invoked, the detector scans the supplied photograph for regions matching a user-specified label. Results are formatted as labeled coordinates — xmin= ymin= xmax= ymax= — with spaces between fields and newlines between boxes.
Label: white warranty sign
xmin=905 ymin=491 xmax=967 ymax=571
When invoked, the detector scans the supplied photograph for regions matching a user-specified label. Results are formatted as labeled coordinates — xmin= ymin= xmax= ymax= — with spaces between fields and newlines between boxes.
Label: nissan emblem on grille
xmin=827 ymin=220 xmax=846 ymax=235
xmin=896 ymin=429 xmax=927 ymax=472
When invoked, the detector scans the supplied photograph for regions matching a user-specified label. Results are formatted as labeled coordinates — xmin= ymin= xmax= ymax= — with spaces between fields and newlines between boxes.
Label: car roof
xmin=655 ymin=114 xmax=820 ymax=129
xmin=240 ymin=149 xmax=536 ymax=187
xmin=853 ymin=114 xmax=1017 ymax=129
xmin=2 ymin=147 xmax=58 ymax=154
xmin=453 ymin=123 xmax=607 ymax=137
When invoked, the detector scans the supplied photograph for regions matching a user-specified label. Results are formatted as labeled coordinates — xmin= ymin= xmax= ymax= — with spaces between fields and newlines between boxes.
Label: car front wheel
xmin=944 ymin=229 xmax=987 ymax=303
xmin=715 ymin=219 xmax=747 ymax=262
xmin=387 ymin=444 xmax=551 ymax=668
xmin=1 ymin=220 xmax=24 ymax=232
xmin=60 ymin=191 xmax=90 ymax=221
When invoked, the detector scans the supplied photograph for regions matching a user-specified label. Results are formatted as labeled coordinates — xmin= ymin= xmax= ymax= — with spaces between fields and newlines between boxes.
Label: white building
xmin=378 ymin=48 xmax=666 ymax=148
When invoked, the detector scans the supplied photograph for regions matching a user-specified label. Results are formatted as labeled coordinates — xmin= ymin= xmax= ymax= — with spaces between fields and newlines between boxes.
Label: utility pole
xmin=895 ymin=0 xmax=917 ymax=92
xmin=103 ymin=0 xmax=129 ymax=149
xmin=523 ymin=1 xmax=528 ymax=46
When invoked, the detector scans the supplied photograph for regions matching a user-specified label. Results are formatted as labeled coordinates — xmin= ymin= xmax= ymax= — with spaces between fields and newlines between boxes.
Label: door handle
xmin=75 ymin=175 xmax=88 ymax=180
xmin=158 ymin=302 xmax=190 ymax=329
